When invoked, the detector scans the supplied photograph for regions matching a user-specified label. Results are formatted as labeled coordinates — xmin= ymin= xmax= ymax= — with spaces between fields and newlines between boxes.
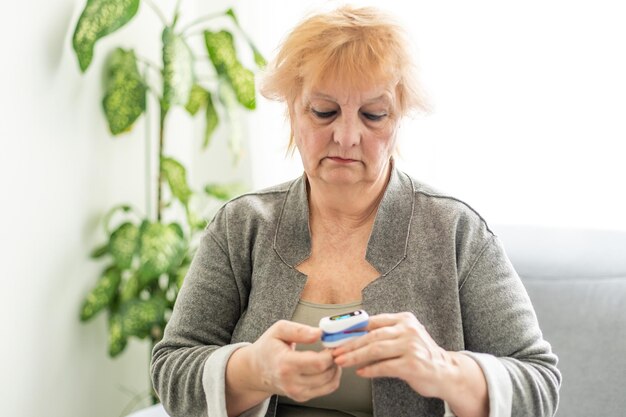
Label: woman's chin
xmin=318 ymin=172 xmax=365 ymax=188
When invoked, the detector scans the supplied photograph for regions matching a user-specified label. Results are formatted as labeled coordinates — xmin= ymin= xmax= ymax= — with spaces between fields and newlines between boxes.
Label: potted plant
xmin=72 ymin=0 xmax=263 ymax=368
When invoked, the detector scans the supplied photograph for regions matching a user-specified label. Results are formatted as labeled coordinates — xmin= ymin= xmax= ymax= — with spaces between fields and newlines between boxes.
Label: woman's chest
xmin=296 ymin=250 xmax=381 ymax=304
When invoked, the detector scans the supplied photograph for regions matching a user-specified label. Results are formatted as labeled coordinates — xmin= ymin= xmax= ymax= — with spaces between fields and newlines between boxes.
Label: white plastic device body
xmin=319 ymin=309 xmax=369 ymax=348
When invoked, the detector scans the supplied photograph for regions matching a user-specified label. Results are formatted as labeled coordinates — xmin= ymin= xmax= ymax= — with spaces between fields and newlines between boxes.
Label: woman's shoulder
xmin=225 ymin=178 xmax=295 ymax=208
xmin=400 ymin=171 xmax=494 ymax=238
xmin=208 ymin=177 xmax=301 ymax=229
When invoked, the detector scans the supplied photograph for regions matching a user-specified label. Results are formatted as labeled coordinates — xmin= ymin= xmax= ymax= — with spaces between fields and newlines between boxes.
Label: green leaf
xmin=204 ymin=30 xmax=256 ymax=110
xmin=119 ymin=298 xmax=167 ymax=339
xmin=218 ymin=81 xmax=243 ymax=162
xmin=72 ymin=0 xmax=140 ymax=72
xmin=185 ymin=84 xmax=219 ymax=149
xmin=109 ymin=222 xmax=139 ymax=269
xmin=161 ymin=157 xmax=192 ymax=206
xmin=187 ymin=210 xmax=207 ymax=232
xmin=80 ymin=267 xmax=122 ymax=321
xmin=184 ymin=84 xmax=219 ymax=147
xmin=176 ymin=263 xmax=190 ymax=290
xmin=227 ymin=65 xmax=255 ymax=110
xmin=185 ymin=84 xmax=209 ymax=116
xmin=162 ymin=27 xmax=194 ymax=112
xmin=108 ymin=313 xmax=127 ymax=357
xmin=169 ymin=222 xmax=185 ymax=239
xmin=225 ymin=8 xmax=239 ymax=24
xmin=90 ymin=244 xmax=109 ymax=259
xmin=103 ymin=204 xmax=135 ymax=234
xmin=119 ymin=273 xmax=140 ymax=302
xmin=203 ymin=92 xmax=219 ymax=148
xmin=252 ymin=48 xmax=267 ymax=68
xmin=102 ymin=48 xmax=147 ymax=135
xmin=204 ymin=31 xmax=234 ymax=78
xmin=138 ymin=221 xmax=187 ymax=283
xmin=225 ymin=8 xmax=266 ymax=68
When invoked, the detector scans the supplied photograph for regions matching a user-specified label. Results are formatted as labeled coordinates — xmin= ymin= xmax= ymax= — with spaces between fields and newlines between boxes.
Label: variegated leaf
xmin=109 ymin=222 xmax=139 ymax=269
xmin=162 ymin=28 xmax=194 ymax=112
xmin=205 ymin=30 xmax=255 ymax=110
xmin=161 ymin=157 xmax=192 ymax=206
xmin=102 ymin=48 xmax=147 ymax=135
xmin=119 ymin=298 xmax=167 ymax=339
xmin=108 ymin=313 xmax=127 ymax=357
xmin=138 ymin=221 xmax=186 ymax=283
xmin=80 ymin=267 xmax=121 ymax=321
xmin=72 ymin=0 xmax=140 ymax=72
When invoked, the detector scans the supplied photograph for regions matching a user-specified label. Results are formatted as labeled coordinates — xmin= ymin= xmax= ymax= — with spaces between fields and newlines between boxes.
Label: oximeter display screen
xmin=330 ymin=310 xmax=362 ymax=321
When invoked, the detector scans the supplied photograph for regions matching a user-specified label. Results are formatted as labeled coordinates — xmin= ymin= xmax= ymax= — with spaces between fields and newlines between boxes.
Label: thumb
xmin=272 ymin=320 xmax=321 ymax=344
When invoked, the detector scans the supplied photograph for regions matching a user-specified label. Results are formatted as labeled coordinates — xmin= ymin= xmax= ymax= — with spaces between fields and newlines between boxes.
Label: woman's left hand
xmin=331 ymin=312 xmax=458 ymax=399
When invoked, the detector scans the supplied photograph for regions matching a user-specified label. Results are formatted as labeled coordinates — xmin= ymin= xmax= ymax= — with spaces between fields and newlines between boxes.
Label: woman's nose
xmin=332 ymin=114 xmax=361 ymax=147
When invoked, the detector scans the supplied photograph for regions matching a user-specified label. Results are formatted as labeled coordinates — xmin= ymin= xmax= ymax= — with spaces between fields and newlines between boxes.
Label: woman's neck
xmin=306 ymin=165 xmax=391 ymax=232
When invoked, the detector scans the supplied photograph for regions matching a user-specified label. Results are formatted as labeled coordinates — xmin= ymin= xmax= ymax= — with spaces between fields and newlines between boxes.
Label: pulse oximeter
xmin=319 ymin=309 xmax=369 ymax=348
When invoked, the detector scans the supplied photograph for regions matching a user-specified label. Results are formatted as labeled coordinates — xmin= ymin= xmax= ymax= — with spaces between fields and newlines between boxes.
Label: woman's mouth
xmin=327 ymin=156 xmax=357 ymax=163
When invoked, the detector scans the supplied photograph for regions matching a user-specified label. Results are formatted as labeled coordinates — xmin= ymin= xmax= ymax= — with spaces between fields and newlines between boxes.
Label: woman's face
xmin=290 ymin=79 xmax=400 ymax=189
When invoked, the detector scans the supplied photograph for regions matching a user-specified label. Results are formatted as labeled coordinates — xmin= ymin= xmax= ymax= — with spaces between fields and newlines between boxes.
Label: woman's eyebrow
xmin=364 ymin=94 xmax=392 ymax=105
xmin=308 ymin=92 xmax=337 ymax=102
xmin=308 ymin=92 xmax=392 ymax=105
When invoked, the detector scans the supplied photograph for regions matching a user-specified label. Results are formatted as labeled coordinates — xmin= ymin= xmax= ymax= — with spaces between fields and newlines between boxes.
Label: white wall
xmin=395 ymin=0 xmax=626 ymax=230
xmin=0 ymin=1 xmax=213 ymax=416
xmin=239 ymin=0 xmax=626 ymax=231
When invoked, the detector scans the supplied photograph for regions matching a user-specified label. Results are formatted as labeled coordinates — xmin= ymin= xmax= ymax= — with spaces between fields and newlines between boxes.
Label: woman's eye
xmin=362 ymin=113 xmax=386 ymax=121
xmin=312 ymin=109 xmax=337 ymax=119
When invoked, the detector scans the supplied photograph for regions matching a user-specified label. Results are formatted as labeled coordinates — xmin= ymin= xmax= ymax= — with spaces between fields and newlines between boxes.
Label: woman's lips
xmin=327 ymin=156 xmax=357 ymax=163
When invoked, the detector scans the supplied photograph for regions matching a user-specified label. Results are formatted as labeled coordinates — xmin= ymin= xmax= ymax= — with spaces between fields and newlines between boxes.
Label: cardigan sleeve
xmin=151 ymin=208 xmax=269 ymax=417
xmin=459 ymin=235 xmax=561 ymax=417
xmin=202 ymin=343 xmax=271 ymax=417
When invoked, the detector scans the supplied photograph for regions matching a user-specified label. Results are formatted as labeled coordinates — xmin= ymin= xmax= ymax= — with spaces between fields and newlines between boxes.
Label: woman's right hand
xmin=225 ymin=320 xmax=341 ymax=415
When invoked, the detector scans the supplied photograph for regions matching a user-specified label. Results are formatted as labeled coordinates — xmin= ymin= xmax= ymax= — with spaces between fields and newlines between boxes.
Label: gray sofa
xmin=131 ymin=226 xmax=626 ymax=417
xmin=493 ymin=225 xmax=626 ymax=417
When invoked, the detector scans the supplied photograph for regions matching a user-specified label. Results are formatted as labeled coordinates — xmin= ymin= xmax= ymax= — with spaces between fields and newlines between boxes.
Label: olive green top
xmin=277 ymin=300 xmax=372 ymax=417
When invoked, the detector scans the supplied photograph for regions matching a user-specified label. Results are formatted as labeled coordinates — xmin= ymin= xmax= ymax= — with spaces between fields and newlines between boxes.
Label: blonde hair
xmin=260 ymin=5 xmax=429 ymax=148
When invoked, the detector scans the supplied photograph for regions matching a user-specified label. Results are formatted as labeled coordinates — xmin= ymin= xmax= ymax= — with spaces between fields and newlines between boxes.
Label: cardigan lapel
xmin=365 ymin=167 xmax=415 ymax=276
xmin=273 ymin=174 xmax=312 ymax=268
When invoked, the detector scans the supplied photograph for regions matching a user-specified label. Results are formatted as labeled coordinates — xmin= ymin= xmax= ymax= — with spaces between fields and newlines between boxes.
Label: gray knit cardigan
xmin=151 ymin=167 xmax=561 ymax=417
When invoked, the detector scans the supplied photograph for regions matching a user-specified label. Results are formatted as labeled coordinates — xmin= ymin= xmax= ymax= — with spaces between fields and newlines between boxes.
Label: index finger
xmin=271 ymin=320 xmax=322 ymax=344
xmin=284 ymin=349 xmax=336 ymax=375
xmin=366 ymin=312 xmax=414 ymax=330
xmin=332 ymin=313 xmax=416 ymax=355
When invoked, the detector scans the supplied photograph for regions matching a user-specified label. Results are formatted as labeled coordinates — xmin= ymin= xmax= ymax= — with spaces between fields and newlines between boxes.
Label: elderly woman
xmin=151 ymin=6 xmax=560 ymax=417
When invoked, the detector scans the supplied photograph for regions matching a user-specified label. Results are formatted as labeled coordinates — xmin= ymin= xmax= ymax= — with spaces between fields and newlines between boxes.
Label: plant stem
xmin=157 ymin=107 xmax=167 ymax=222
xmin=174 ymin=0 xmax=183 ymax=16
xmin=144 ymin=76 xmax=153 ymax=221
xmin=172 ymin=0 xmax=183 ymax=28
xmin=180 ymin=11 xmax=225 ymax=34
xmin=144 ymin=0 xmax=168 ymax=26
